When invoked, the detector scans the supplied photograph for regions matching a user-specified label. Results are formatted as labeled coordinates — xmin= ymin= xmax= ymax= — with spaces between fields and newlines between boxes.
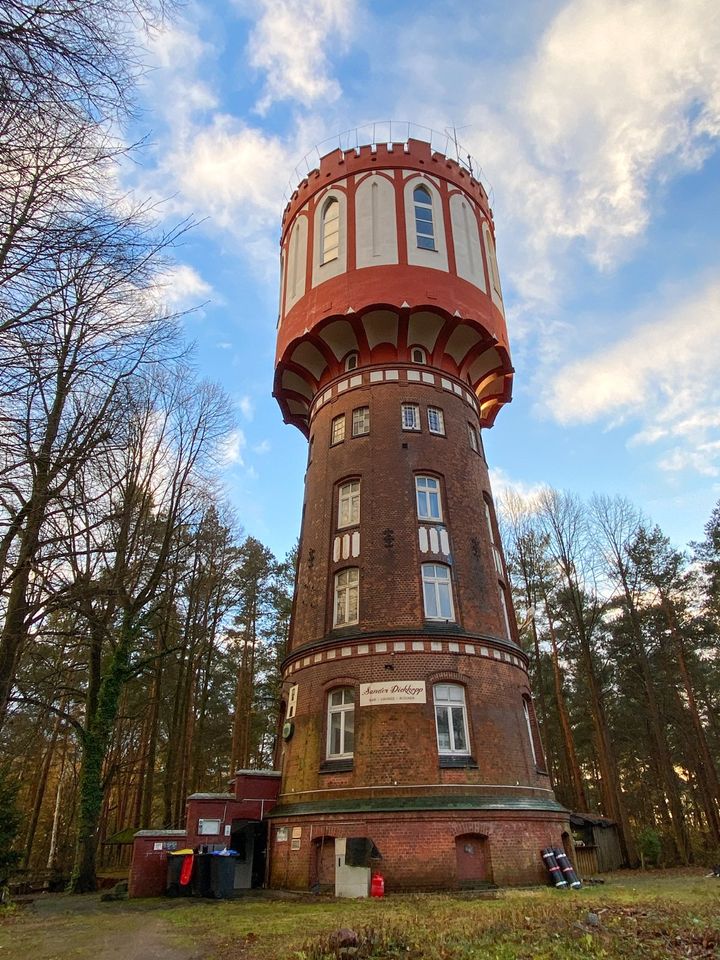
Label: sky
xmin=126 ymin=0 xmax=720 ymax=560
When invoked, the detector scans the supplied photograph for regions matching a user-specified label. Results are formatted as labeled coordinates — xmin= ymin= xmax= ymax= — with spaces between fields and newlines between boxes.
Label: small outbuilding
xmin=570 ymin=813 xmax=625 ymax=875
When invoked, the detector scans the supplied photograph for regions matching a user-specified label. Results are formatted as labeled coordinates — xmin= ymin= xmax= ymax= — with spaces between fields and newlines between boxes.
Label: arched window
xmin=327 ymin=687 xmax=355 ymax=758
xmin=411 ymin=346 xmax=427 ymax=364
xmin=321 ymin=198 xmax=340 ymax=263
xmin=422 ymin=563 xmax=454 ymax=620
xmin=413 ymin=185 xmax=435 ymax=251
xmin=416 ymin=476 xmax=442 ymax=521
xmin=344 ymin=351 xmax=359 ymax=371
xmin=334 ymin=568 xmax=359 ymax=626
xmin=522 ymin=694 xmax=547 ymax=771
xmin=433 ymin=683 xmax=470 ymax=755
xmin=338 ymin=480 xmax=360 ymax=528
xmin=498 ymin=581 xmax=513 ymax=639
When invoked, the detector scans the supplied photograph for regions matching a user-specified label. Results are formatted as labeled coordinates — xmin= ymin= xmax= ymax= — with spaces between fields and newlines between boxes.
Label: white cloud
xmin=247 ymin=0 xmax=354 ymax=113
xmin=157 ymin=264 xmax=212 ymax=309
xmin=238 ymin=395 xmax=254 ymax=420
xmin=489 ymin=467 xmax=545 ymax=505
xmin=220 ymin=428 xmax=246 ymax=466
xmin=421 ymin=0 xmax=720 ymax=321
xmin=518 ymin=0 xmax=720 ymax=267
xmin=144 ymin=22 xmax=218 ymax=127
xmin=544 ymin=278 xmax=720 ymax=475
xmin=253 ymin=439 xmax=271 ymax=454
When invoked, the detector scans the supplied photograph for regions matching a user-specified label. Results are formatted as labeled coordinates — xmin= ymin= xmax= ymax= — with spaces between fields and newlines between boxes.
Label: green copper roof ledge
xmin=267 ymin=795 xmax=569 ymax=818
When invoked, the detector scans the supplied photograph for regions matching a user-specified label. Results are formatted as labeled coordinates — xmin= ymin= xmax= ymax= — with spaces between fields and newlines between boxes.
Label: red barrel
xmin=370 ymin=873 xmax=385 ymax=898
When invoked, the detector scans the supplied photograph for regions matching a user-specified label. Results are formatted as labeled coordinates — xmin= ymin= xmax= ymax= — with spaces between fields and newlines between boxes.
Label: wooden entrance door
xmin=312 ymin=837 xmax=335 ymax=889
xmin=455 ymin=834 xmax=491 ymax=885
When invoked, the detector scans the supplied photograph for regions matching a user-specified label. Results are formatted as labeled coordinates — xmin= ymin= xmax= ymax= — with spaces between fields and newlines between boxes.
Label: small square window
xmin=352 ymin=407 xmax=370 ymax=436
xmin=428 ymin=407 xmax=445 ymax=435
xmin=331 ymin=415 xmax=345 ymax=445
xmin=401 ymin=403 xmax=420 ymax=431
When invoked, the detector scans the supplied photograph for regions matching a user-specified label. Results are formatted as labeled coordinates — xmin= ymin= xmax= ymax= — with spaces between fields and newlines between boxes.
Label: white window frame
xmin=523 ymin=697 xmax=538 ymax=766
xmin=327 ymin=687 xmax=355 ymax=759
xmin=427 ymin=406 xmax=445 ymax=435
xmin=468 ymin=423 xmax=479 ymax=453
xmin=422 ymin=563 xmax=455 ymax=621
xmin=433 ymin=683 xmax=470 ymax=756
xmin=331 ymin=414 xmax=345 ymax=445
xmin=286 ymin=684 xmax=298 ymax=720
xmin=413 ymin=185 xmax=436 ymax=251
xmin=498 ymin=581 xmax=513 ymax=639
xmin=334 ymin=567 xmax=359 ymax=626
xmin=322 ymin=198 xmax=340 ymax=264
xmin=352 ymin=406 xmax=370 ymax=436
xmin=338 ymin=480 xmax=360 ymax=528
xmin=411 ymin=346 xmax=427 ymax=364
xmin=416 ymin=475 xmax=442 ymax=521
xmin=344 ymin=352 xmax=359 ymax=371
xmin=401 ymin=402 xmax=421 ymax=431
xmin=198 ymin=818 xmax=221 ymax=836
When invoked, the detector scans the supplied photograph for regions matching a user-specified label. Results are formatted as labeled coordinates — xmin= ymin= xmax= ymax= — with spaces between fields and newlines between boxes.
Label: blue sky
xmin=127 ymin=0 xmax=720 ymax=560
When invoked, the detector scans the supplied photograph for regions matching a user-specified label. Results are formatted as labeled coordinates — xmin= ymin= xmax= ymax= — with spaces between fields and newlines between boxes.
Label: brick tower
xmin=269 ymin=136 xmax=568 ymax=891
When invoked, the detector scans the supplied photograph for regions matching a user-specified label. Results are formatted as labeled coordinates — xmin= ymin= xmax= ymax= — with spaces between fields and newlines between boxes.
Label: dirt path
xmin=0 ymin=896 xmax=209 ymax=960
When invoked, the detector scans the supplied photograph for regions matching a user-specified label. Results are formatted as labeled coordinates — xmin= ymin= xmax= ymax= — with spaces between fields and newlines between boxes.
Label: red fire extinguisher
xmin=370 ymin=872 xmax=385 ymax=898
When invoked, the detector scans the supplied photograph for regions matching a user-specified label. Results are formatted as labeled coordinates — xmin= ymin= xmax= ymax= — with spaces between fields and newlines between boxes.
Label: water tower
xmin=268 ymin=131 xmax=568 ymax=890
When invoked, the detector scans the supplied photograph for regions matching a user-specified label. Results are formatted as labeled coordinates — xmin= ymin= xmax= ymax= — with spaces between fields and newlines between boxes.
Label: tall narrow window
xmin=434 ymin=684 xmax=469 ymax=755
xmin=523 ymin=697 xmax=537 ymax=766
xmin=422 ymin=563 xmax=454 ymax=620
xmin=498 ymin=582 xmax=513 ymax=639
xmin=427 ymin=407 xmax=445 ymax=435
xmin=411 ymin=346 xmax=427 ymax=364
xmin=331 ymin=415 xmax=345 ymax=445
xmin=484 ymin=224 xmax=502 ymax=296
xmin=352 ymin=406 xmax=370 ymax=436
xmin=345 ymin=352 xmax=358 ymax=371
xmin=401 ymin=403 xmax=421 ymax=431
xmin=485 ymin=497 xmax=504 ymax=576
xmin=468 ymin=423 xmax=479 ymax=453
xmin=338 ymin=480 xmax=360 ymax=528
xmin=334 ymin=568 xmax=359 ymax=626
xmin=414 ymin=185 xmax=435 ymax=250
xmin=416 ymin=476 xmax=442 ymax=521
xmin=327 ymin=688 xmax=355 ymax=758
xmin=322 ymin=198 xmax=340 ymax=263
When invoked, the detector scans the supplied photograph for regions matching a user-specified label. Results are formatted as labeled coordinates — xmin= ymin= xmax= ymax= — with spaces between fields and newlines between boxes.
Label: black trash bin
xmin=210 ymin=854 xmax=238 ymax=899
xmin=192 ymin=854 xmax=213 ymax=898
xmin=166 ymin=852 xmax=193 ymax=897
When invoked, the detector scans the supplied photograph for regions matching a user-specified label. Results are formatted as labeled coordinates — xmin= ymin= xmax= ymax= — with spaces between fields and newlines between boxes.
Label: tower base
xmin=268 ymin=803 xmax=571 ymax=891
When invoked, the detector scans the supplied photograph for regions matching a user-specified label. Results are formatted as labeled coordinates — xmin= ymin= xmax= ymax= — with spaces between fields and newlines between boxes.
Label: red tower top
xmin=274 ymin=138 xmax=513 ymax=435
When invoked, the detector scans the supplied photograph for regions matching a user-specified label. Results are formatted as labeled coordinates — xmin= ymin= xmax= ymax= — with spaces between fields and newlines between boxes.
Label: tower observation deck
xmin=269 ymin=135 xmax=568 ymax=891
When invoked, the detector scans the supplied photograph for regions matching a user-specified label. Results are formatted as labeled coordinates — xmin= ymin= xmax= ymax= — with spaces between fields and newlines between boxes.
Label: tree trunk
xmin=69 ymin=618 xmax=134 ymax=893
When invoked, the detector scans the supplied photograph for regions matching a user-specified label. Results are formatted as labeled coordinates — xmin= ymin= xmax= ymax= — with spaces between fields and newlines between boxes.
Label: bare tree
xmin=58 ymin=368 xmax=230 ymax=891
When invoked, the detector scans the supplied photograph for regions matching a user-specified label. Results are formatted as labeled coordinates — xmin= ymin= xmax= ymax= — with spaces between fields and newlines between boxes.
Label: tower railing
xmin=283 ymin=121 xmax=493 ymax=207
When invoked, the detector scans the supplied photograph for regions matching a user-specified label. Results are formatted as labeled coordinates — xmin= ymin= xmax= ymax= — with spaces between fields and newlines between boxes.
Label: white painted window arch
xmin=413 ymin=184 xmax=436 ymax=251
xmin=321 ymin=197 xmax=340 ymax=263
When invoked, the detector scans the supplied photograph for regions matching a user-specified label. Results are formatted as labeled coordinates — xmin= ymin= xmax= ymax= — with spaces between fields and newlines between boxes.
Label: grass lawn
xmin=1 ymin=870 xmax=718 ymax=959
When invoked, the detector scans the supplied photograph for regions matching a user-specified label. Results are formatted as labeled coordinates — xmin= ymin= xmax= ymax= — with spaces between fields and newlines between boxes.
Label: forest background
xmin=1 ymin=0 xmax=719 ymax=896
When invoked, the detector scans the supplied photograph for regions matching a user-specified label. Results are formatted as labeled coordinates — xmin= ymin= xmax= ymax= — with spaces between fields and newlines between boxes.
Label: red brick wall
xmin=291 ymin=377 xmax=512 ymax=649
xmin=279 ymin=649 xmax=549 ymax=798
xmin=129 ymin=834 xmax=187 ymax=898
xmin=268 ymin=811 xmax=569 ymax=890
